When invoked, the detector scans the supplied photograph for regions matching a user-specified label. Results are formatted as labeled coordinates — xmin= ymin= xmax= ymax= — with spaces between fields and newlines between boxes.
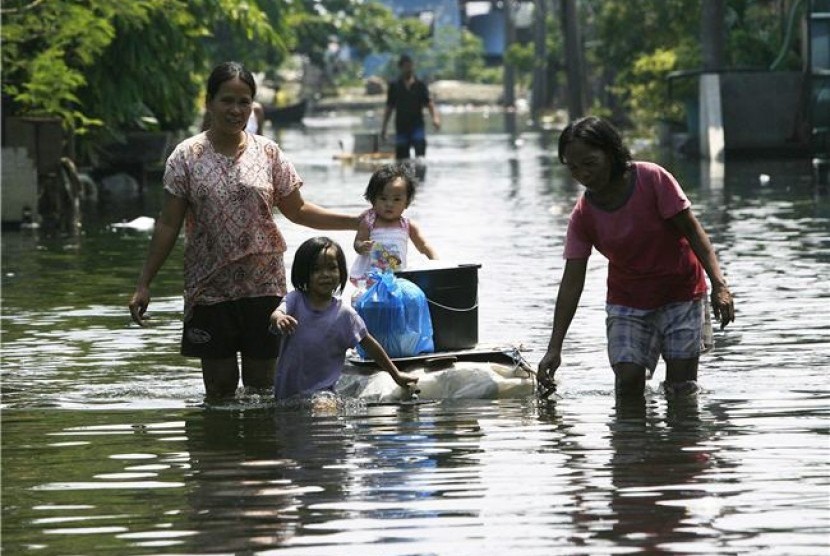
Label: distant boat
xmin=263 ymin=99 xmax=308 ymax=127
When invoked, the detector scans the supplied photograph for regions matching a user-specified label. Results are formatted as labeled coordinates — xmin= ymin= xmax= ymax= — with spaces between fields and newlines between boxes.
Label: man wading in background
xmin=380 ymin=54 xmax=441 ymax=161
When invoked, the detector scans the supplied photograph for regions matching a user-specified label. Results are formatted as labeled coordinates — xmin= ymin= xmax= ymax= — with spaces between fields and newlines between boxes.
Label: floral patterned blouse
xmin=163 ymin=132 xmax=300 ymax=316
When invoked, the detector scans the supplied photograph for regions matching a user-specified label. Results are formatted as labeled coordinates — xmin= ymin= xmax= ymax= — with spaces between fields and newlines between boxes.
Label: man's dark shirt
xmin=387 ymin=77 xmax=430 ymax=133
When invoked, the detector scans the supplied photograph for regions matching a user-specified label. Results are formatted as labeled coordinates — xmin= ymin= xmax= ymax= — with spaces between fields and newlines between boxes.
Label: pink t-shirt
xmin=164 ymin=132 xmax=301 ymax=313
xmin=564 ymin=161 xmax=706 ymax=309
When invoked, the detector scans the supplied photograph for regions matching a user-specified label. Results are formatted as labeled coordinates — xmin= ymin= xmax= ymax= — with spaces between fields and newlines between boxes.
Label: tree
xmin=279 ymin=0 xmax=434 ymax=93
xmin=1 ymin=0 xmax=285 ymax=144
xmin=580 ymin=0 xmax=698 ymax=126
xmin=579 ymin=0 xmax=802 ymax=131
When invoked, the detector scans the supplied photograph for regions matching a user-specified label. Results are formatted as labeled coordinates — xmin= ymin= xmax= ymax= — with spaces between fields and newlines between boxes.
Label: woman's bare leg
xmin=613 ymin=362 xmax=647 ymax=398
xmin=240 ymin=357 xmax=277 ymax=391
xmin=201 ymin=357 xmax=239 ymax=399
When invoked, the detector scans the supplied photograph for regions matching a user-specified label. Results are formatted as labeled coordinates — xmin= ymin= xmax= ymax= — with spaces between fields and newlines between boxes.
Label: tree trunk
xmin=701 ymin=0 xmax=726 ymax=71
xmin=561 ymin=0 xmax=585 ymax=120
xmin=503 ymin=0 xmax=517 ymax=108
xmin=531 ymin=0 xmax=548 ymax=123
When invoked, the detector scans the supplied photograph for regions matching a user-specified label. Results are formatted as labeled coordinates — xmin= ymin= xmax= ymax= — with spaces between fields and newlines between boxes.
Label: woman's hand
xmin=127 ymin=192 xmax=187 ymax=328
xmin=711 ymin=283 xmax=735 ymax=329
xmin=129 ymin=286 xmax=151 ymax=326
xmin=537 ymin=348 xmax=562 ymax=392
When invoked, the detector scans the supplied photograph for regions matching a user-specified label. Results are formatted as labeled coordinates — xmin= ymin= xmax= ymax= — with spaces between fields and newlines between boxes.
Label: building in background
xmin=364 ymin=0 xmax=535 ymax=76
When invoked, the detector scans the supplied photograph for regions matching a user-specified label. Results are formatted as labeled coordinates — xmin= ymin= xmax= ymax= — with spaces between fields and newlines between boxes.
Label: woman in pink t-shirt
xmin=538 ymin=117 xmax=735 ymax=398
xmin=128 ymin=62 xmax=360 ymax=401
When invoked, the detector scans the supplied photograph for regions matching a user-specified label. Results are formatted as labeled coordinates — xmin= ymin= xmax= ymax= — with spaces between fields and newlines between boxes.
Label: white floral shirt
xmin=164 ymin=132 xmax=300 ymax=315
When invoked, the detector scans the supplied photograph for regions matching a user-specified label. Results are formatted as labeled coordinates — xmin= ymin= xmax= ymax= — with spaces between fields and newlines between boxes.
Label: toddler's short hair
xmin=364 ymin=162 xmax=417 ymax=206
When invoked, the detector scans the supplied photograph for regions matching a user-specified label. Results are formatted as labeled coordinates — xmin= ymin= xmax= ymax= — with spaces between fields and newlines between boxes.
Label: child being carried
xmin=271 ymin=237 xmax=418 ymax=401
xmin=350 ymin=162 xmax=437 ymax=287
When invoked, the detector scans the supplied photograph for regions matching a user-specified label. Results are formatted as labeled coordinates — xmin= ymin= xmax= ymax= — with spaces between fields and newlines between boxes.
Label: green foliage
xmin=371 ymin=22 xmax=494 ymax=85
xmin=282 ymin=1 xmax=413 ymax=67
xmin=726 ymin=1 xmax=799 ymax=69
xmin=375 ymin=18 xmax=435 ymax=80
xmin=1 ymin=1 xmax=125 ymax=130
xmin=401 ymin=26 xmax=487 ymax=82
xmin=277 ymin=0 xmax=446 ymax=95
xmin=613 ymin=48 xmax=686 ymax=126
xmin=580 ymin=0 xmax=803 ymax=130
xmin=505 ymin=43 xmax=535 ymax=87
xmin=582 ymin=0 xmax=698 ymax=129
xmin=4 ymin=0 xmax=801 ymax=150
xmin=1 ymin=0 xmax=286 ymax=145
xmin=457 ymin=30 xmax=501 ymax=84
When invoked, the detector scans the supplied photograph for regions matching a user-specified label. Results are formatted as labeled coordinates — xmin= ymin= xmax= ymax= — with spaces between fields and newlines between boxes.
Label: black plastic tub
xmin=396 ymin=264 xmax=481 ymax=351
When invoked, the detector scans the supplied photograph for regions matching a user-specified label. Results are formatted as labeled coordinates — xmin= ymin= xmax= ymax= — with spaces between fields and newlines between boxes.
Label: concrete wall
xmin=2 ymin=117 xmax=64 ymax=176
xmin=1 ymin=117 xmax=68 ymax=226
xmin=720 ymin=71 xmax=809 ymax=154
xmin=2 ymin=147 xmax=39 ymax=224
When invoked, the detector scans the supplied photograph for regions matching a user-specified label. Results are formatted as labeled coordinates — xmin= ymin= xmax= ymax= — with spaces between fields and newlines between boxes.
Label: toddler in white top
xmin=350 ymin=162 xmax=437 ymax=284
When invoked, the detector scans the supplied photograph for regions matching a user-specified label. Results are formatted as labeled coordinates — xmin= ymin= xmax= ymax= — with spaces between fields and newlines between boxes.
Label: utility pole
xmin=531 ymin=0 xmax=548 ymax=124
xmin=701 ymin=0 xmax=726 ymax=71
xmin=699 ymin=0 xmax=726 ymax=161
xmin=561 ymin=0 xmax=585 ymax=121
xmin=503 ymin=0 xmax=516 ymax=109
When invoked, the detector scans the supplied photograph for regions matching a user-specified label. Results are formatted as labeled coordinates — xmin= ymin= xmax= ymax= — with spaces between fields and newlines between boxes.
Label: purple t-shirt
xmin=274 ymin=291 xmax=367 ymax=400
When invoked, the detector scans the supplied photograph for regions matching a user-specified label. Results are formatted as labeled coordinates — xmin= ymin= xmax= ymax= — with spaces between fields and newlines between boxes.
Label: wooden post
xmin=503 ymin=0 xmax=516 ymax=109
xmin=531 ymin=0 xmax=548 ymax=124
xmin=701 ymin=0 xmax=726 ymax=71
xmin=699 ymin=0 xmax=726 ymax=160
xmin=561 ymin=0 xmax=585 ymax=120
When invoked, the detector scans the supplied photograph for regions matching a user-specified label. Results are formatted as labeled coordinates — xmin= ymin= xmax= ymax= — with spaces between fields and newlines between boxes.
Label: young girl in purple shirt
xmin=271 ymin=237 xmax=418 ymax=401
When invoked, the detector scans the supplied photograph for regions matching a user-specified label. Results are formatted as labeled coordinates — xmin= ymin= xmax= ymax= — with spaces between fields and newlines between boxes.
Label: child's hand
xmin=355 ymin=240 xmax=374 ymax=254
xmin=269 ymin=309 xmax=298 ymax=335
xmin=391 ymin=370 xmax=419 ymax=389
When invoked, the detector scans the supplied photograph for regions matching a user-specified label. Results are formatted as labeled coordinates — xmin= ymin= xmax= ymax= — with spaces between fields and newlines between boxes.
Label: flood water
xmin=2 ymin=111 xmax=829 ymax=554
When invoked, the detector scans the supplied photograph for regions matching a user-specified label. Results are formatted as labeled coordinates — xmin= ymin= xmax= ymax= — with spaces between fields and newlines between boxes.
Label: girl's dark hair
xmin=206 ymin=61 xmax=256 ymax=102
xmin=364 ymin=162 xmax=417 ymax=205
xmin=291 ymin=237 xmax=348 ymax=294
xmin=557 ymin=116 xmax=632 ymax=181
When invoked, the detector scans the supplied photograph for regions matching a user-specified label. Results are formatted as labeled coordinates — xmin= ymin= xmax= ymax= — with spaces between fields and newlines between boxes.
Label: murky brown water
xmin=2 ymin=113 xmax=829 ymax=554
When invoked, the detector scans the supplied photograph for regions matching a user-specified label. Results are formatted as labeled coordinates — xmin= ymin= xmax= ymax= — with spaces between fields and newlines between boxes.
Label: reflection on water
xmin=599 ymin=397 xmax=713 ymax=552
xmin=4 ymin=393 xmax=827 ymax=554
xmin=1 ymin=112 xmax=829 ymax=553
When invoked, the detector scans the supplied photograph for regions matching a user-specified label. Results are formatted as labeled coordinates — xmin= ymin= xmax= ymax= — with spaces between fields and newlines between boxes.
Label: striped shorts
xmin=605 ymin=298 xmax=711 ymax=372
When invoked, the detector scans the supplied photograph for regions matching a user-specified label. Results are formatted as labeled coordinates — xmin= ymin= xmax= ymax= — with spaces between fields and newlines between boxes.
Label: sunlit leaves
xmin=1 ymin=0 xmax=286 ymax=140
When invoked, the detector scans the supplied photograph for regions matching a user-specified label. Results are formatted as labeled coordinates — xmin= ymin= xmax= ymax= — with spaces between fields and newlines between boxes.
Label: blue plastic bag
xmin=355 ymin=270 xmax=434 ymax=358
